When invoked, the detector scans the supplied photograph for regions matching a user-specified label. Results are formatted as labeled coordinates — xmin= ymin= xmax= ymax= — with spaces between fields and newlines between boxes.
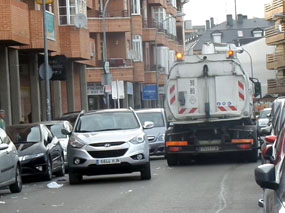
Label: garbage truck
xmin=164 ymin=43 xmax=261 ymax=166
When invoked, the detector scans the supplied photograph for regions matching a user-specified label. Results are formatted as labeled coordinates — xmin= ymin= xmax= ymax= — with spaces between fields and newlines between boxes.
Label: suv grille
xmin=90 ymin=142 xmax=125 ymax=147
xmin=88 ymin=149 xmax=128 ymax=158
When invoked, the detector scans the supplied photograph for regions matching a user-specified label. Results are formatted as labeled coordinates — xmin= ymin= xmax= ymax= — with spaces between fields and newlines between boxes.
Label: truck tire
xmin=167 ymin=155 xmax=178 ymax=166
xmin=248 ymin=148 xmax=258 ymax=162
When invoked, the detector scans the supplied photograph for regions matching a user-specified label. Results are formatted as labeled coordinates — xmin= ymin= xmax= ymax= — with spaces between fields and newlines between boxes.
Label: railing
xmin=143 ymin=19 xmax=157 ymax=28
xmin=97 ymin=58 xmax=133 ymax=67
xmin=265 ymin=0 xmax=284 ymax=12
xmin=99 ymin=10 xmax=129 ymax=17
xmin=268 ymin=78 xmax=285 ymax=94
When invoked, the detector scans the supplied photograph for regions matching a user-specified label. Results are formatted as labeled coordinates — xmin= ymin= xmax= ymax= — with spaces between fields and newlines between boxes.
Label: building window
xmin=212 ymin=32 xmax=222 ymax=43
xmin=237 ymin=30 xmax=243 ymax=37
xmin=132 ymin=35 xmax=143 ymax=61
xmin=253 ymin=30 xmax=263 ymax=37
xmin=131 ymin=0 xmax=140 ymax=15
xmin=58 ymin=0 xmax=86 ymax=25
xmin=152 ymin=7 xmax=166 ymax=28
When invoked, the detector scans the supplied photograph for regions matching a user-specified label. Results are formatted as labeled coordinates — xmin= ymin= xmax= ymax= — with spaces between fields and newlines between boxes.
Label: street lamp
xmin=102 ymin=0 xmax=112 ymax=109
xmin=240 ymin=48 xmax=253 ymax=78
xmin=155 ymin=12 xmax=185 ymax=107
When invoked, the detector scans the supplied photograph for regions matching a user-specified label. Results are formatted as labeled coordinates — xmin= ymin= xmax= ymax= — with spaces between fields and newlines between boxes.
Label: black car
xmin=6 ymin=123 xmax=65 ymax=180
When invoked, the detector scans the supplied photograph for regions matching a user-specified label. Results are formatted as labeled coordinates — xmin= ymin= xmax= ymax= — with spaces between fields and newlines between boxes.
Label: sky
xmin=184 ymin=0 xmax=272 ymax=26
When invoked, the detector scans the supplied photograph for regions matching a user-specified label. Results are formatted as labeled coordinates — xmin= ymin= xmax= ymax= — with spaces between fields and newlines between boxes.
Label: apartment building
xmin=264 ymin=0 xmax=285 ymax=95
xmin=0 ymin=0 xmax=186 ymax=124
xmin=87 ymin=0 xmax=185 ymax=109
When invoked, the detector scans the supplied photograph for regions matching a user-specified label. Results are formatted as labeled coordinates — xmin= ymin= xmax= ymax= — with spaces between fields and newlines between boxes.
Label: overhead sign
xmin=143 ymin=85 xmax=157 ymax=100
xmin=112 ymin=81 xmax=125 ymax=99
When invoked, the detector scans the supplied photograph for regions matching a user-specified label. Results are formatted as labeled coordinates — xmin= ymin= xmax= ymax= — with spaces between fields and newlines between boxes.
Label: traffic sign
xmin=143 ymin=85 xmax=157 ymax=100
xmin=39 ymin=63 xmax=53 ymax=80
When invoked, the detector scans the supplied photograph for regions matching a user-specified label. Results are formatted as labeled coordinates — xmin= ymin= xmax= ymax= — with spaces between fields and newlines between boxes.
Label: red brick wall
xmin=107 ymin=33 xmax=126 ymax=58
xmin=131 ymin=16 xmax=142 ymax=35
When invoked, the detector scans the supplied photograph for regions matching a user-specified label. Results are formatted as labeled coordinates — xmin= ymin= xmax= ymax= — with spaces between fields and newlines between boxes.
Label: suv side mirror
xmin=259 ymin=126 xmax=272 ymax=136
xmin=62 ymin=128 xmax=71 ymax=136
xmin=255 ymin=164 xmax=278 ymax=190
xmin=143 ymin=121 xmax=154 ymax=129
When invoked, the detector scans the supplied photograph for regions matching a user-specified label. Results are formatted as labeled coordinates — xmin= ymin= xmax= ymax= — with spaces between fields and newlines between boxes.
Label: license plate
xmin=96 ymin=158 xmax=120 ymax=165
xmin=199 ymin=146 xmax=219 ymax=152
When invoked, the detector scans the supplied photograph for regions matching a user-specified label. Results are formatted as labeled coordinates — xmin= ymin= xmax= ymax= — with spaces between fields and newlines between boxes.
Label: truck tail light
xmin=169 ymin=147 xmax=182 ymax=152
xmin=166 ymin=141 xmax=188 ymax=147
xmin=231 ymin=139 xmax=254 ymax=144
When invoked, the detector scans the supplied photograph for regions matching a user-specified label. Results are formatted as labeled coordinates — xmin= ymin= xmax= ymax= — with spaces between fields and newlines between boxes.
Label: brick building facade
xmin=0 ymin=0 xmax=185 ymax=124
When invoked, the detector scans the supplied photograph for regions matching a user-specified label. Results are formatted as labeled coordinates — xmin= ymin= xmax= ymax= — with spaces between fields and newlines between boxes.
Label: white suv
xmin=64 ymin=109 xmax=153 ymax=184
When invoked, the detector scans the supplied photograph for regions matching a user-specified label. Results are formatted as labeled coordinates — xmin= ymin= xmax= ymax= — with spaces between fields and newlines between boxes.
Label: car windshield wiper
xmin=75 ymin=130 xmax=92 ymax=133
xmin=14 ymin=141 xmax=38 ymax=144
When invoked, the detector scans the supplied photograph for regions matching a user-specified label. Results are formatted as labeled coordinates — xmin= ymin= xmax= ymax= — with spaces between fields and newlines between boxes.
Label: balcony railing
xmin=97 ymin=58 xmax=133 ymax=67
xmin=266 ymin=52 xmax=285 ymax=70
xmin=268 ymin=78 xmax=285 ymax=94
xmin=265 ymin=0 xmax=285 ymax=20
xmin=265 ymin=25 xmax=285 ymax=45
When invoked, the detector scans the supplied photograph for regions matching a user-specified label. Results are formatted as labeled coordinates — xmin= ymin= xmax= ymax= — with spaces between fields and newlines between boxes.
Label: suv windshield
xmin=75 ymin=111 xmax=140 ymax=132
xmin=7 ymin=126 xmax=41 ymax=143
xmin=137 ymin=112 xmax=165 ymax=127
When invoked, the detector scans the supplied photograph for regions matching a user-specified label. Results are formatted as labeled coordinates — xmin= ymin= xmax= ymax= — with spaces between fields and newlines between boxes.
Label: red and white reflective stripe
xmin=218 ymin=106 xmax=237 ymax=111
xmin=238 ymin=81 xmax=245 ymax=101
xmin=169 ymin=85 xmax=176 ymax=105
xmin=179 ymin=108 xmax=198 ymax=114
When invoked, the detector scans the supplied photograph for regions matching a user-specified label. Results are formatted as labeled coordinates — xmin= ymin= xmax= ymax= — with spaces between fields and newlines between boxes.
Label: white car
xmin=257 ymin=108 xmax=271 ymax=131
xmin=64 ymin=109 xmax=154 ymax=184
xmin=0 ymin=128 xmax=22 ymax=193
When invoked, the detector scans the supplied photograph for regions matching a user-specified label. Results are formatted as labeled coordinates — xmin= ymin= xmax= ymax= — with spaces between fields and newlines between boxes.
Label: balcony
xmin=87 ymin=59 xmax=134 ymax=82
xmin=0 ymin=0 xmax=29 ymax=45
xmin=268 ymin=78 xmax=285 ymax=94
xmin=59 ymin=26 xmax=91 ymax=60
xmin=148 ymin=0 xmax=167 ymax=8
xmin=88 ymin=16 xmax=131 ymax=33
xmin=267 ymin=53 xmax=285 ymax=70
xmin=265 ymin=0 xmax=285 ymax=20
xmin=166 ymin=3 xmax=177 ymax=16
xmin=265 ymin=25 xmax=285 ymax=45
xmin=142 ymin=19 xmax=157 ymax=41
xmin=134 ymin=62 xmax=144 ymax=82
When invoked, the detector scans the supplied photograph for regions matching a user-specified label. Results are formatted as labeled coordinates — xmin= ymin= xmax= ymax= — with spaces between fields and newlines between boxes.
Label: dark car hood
xmin=15 ymin=142 xmax=46 ymax=156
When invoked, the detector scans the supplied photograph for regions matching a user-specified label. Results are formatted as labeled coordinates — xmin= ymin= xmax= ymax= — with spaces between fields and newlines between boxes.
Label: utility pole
xmin=43 ymin=0 xmax=51 ymax=120
xmin=234 ymin=0 xmax=237 ymax=21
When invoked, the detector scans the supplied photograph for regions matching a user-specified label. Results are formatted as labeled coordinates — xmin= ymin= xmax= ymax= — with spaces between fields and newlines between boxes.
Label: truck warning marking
xmin=218 ymin=106 xmax=237 ymax=112
xmin=170 ymin=85 xmax=175 ymax=94
xmin=238 ymin=81 xmax=245 ymax=101
xmin=169 ymin=85 xmax=176 ymax=105
xmin=178 ymin=108 xmax=198 ymax=114
xmin=218 ymin=106 xmax=227 ymax=111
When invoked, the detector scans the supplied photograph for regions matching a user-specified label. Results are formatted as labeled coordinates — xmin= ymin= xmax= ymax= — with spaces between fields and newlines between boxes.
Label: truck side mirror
xmin=254 ymin=82 xmax=262 ymax=97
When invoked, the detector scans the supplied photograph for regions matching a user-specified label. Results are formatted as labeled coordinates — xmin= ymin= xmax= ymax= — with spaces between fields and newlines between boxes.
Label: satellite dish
xmin=74 ymin=13 xmax=88 ymax=29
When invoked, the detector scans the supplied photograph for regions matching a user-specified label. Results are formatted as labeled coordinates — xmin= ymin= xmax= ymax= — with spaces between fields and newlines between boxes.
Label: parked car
xmin=257 ymin=108 xmax=271 ymax=132
xmin=63 ymin=109 xmax=154 ymax=184
xmin=55 ymin=111 xmax=80 ymax=126
xmin=6 ymin=123 xmax=65 ymax=180
xmin=0 ymin=128 xmax=22 ymax=193
xmin=40 ymin=120 xmax=72 ymax=167
xmin=136 ymin=108 xmax=167 ymax=155
xmin=255 ymin=117 xmax=285 ymax=211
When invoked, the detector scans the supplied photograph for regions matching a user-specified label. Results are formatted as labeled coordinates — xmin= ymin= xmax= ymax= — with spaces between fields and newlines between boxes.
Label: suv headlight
xmin=157 ymin=133 xmax=165 ymax=142
xmin=130 ymin=134 xmax=145 ymax=144
xmin=70 ymin=136 xmax=84 ymax=148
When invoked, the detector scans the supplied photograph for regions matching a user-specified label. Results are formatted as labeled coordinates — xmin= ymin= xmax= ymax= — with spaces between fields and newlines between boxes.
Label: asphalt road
xmin=0 ymin=157 xmax=262 ymax=213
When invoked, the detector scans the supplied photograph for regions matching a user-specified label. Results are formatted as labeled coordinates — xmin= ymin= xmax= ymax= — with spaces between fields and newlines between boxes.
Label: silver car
xmin=136 ymin=108 xmax=167 ymax=155
xmin=0 ymin=128 xmax=22 ymax=193
xmin=64 ymin=109 xmax=153 ymax=184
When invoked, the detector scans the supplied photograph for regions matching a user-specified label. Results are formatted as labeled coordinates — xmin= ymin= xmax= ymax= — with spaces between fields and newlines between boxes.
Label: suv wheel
xmin=140 ymin=161 xmax=151 ymax=180
xmin=9 ymin=164 xmax=22 ymax=193
xmin=69 ymin=172 xmax=82 ymax=184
